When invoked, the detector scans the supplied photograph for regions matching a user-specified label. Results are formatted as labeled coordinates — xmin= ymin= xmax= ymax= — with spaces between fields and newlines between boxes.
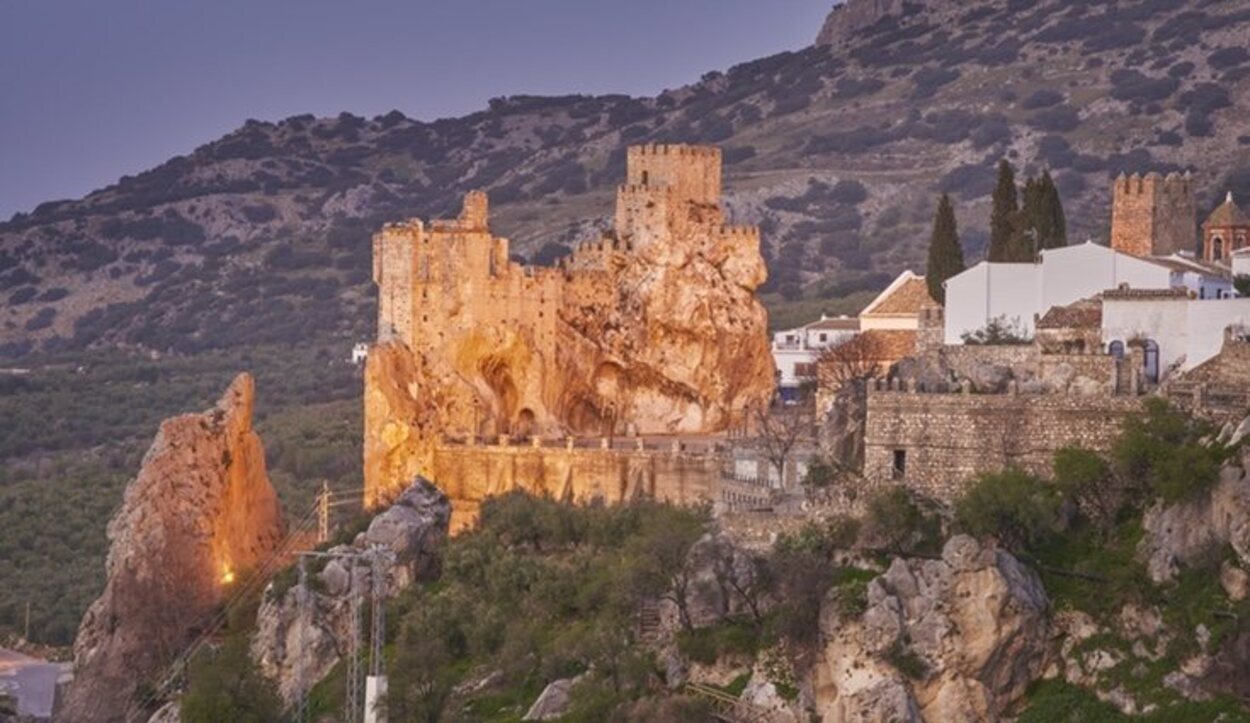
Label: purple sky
xmin=0 ymin=0 xmax=832 ymax=219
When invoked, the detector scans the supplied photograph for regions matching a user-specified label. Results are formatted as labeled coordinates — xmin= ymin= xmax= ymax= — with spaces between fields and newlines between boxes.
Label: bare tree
xmin=816 ymin=332 xmax=888 ymax=390
xmin=753 ymin=405 xmax=813 ymax=486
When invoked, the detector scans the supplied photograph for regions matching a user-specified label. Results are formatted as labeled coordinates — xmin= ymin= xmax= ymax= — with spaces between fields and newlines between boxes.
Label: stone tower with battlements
xmin=1109 ymin=172 xmax=1197 ymax=258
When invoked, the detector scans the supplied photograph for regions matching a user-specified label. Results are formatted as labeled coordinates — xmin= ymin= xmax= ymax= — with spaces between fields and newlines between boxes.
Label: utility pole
xmin=366 ymin=548 xmax=388 ymax=723
xmin=345 ymin=565 xmax=363 ymax=723
xmin=295 ymin=557 xmax=309 ymax=723
xmin=318 ymin=481 xmax=331 ymax=544
xmin=23 ymin=601 xmax=30 ymax=643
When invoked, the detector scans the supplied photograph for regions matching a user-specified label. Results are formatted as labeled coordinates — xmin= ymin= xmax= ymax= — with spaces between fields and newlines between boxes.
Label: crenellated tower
xmin=1109 ymin=172 xmax=1197 ymax=258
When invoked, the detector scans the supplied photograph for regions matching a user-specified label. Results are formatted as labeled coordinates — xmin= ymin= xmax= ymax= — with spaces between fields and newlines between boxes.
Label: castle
xmin=1109 ymin=171 xmax=1197 ymax=258
xmin=364 ymin=144 xmax=776 ymax=514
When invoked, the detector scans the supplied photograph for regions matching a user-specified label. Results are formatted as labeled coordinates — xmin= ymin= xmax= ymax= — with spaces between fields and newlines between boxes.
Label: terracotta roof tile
xmin=1036 ymin=298 xmax=1102 ymax=329
xmin=863 ymin=277 xmax=935 ymax=316
xmin=858 ymin=329 xmax=916 ymax=361
xmin=1204 ymin=193 xmax=1250 ymax=229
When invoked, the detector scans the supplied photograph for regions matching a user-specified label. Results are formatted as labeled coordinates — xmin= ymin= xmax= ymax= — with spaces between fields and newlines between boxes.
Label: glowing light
xmin=221 ymin=568 xmax=236 ymax=585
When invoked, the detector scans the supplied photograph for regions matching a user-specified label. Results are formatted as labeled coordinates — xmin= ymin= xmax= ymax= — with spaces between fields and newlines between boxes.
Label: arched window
xmin=1109 ymin=340 xmax=1125 ymax=360
xmin=1212 ymin=235 xmax=1225 ymax=261
xmin=1143 ymin=339 xmax=1160 ymax=384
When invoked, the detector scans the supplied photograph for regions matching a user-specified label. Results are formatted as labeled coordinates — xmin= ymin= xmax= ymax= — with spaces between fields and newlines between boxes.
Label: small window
xmin=819 ymin=333 xmax=828 ymax=343
xmin=892 ymin=450 xmax=907 ymax=480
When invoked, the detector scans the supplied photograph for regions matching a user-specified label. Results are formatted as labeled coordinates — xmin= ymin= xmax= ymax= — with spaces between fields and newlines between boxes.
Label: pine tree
xmin=988 ymin=159 xmax=1019 ymax=262
xmin=926 ymin=194 xmax=965 ymax=304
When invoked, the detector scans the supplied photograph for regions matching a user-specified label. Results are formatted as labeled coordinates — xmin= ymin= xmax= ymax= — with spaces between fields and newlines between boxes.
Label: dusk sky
xmin=0 ymin=0 xmax=832 ymax=219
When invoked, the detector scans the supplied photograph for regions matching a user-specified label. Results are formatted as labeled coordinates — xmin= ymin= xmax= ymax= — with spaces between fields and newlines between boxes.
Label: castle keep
xmin=365 ymin=144 xmax=776 ymax=513
xmin=1110 ymin=172 xmax=1197 ymax=258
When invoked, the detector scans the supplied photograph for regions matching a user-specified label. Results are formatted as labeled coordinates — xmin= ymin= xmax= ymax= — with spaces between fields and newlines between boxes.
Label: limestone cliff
xmin=364 ymin=144 xmax=775 ymax=511
xmin=815 ymin=0 xmax=952 ymax=46
xmin=57 ymin=374 xmax=283 ymax=723
xmin=252 ymin=478 xmax=450 ymax=703
xmin=814 ymin=536 xmax=1049 ymax=722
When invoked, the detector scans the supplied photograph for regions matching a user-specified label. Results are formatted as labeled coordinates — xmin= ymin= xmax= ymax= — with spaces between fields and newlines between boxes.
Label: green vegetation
xmin=386 ymin=493 xmax=713 ymax=721
xmin=1113 ymin=397 xmax=1232 ymax=504
xmin=1018 ymin=680 xmax=1250 ymax=723
xmin=924 ymin=193 xmax=965 ymax=305
xmin=988 ymin=159 xmax=1021 ymax=262
xmin=955 ymin=468 xmax=1059 ymax=553
xmin=0 ymin=343 xmax=363 ymax=645
xmin=960 ymin=315 xmax=1032 ymax=345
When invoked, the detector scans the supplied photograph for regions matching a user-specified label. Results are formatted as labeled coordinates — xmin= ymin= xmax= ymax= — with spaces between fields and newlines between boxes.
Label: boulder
xmin=252 ymin=477 xmax=450 ymax=704
xmin=58 ymin=375 xmax=282 ymax=723
xmin=814 ymin=536 xmax=1049 ymax=723
xmin=1138 ymin=453 xmax=1250 ymax=583
xmin=964 ymin=361 xmax=1013 ymax=394
xmin=523 ymin=675 xmax=584 ymax=721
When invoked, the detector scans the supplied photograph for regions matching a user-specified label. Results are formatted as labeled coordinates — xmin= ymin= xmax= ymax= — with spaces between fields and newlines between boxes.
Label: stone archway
xmin=514 ymin=408 xmax=537 ymax=439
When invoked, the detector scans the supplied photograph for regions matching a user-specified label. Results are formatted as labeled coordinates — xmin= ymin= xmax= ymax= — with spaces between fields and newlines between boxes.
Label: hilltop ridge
xmin=4 ymin=0 xmax=1250 ymax=357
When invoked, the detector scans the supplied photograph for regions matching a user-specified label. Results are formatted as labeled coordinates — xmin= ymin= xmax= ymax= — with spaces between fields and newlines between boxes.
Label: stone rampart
xmin=430 ymin=438 xmax=724 ymax=531
xmin=864 ymin=385 xmax=1143 ymax=500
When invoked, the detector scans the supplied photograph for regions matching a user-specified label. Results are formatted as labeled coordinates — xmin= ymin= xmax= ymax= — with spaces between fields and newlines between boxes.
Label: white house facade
xmin=944 ymin=242 xmax=1232 ymax=344
xmin=1102 ymin=295 xmax=1250 ymax=379
xmin=772 ymin=315 xmax=859 ymax=394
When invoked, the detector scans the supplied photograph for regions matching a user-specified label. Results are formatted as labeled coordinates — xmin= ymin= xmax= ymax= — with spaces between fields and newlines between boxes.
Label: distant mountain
xmin=4 ymin=0 xmax=1250 ymax=357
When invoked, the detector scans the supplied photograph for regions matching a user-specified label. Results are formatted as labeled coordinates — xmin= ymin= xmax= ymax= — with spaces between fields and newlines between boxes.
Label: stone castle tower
xmin=1109 ymin=172 xmax=1197 ymax=258
xmin=364 ymin=143 xmax=776 ymax=508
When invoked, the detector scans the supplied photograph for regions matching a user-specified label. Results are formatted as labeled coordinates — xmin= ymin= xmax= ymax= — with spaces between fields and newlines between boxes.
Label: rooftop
xmin=860 ymin=271 xmax=934 ymax=317
xmin=1204 ymin=192 xmax=1250 ymax=229
xmin=1036 ymin=298 xmax=1102 ymax=329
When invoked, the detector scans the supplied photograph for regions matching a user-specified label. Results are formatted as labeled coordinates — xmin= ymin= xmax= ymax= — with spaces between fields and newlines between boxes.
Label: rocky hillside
xmin=6 ymin=0 xmax=1250 ymax=357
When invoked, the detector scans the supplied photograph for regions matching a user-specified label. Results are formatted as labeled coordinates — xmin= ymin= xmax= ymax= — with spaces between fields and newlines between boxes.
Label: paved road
xmin=0 ymin=647 xmax=64 ymax=718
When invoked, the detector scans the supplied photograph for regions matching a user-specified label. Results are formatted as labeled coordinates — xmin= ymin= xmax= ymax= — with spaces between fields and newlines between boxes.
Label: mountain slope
xmin=5 ymin=0 xmax=1250 ymax=356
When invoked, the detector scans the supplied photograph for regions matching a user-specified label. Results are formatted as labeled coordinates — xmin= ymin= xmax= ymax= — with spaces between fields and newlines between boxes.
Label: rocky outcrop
xmin=523 ymin=675 xmax=584 ymax=721
xmin=1138 ymin=450 xmax=1250 ymax=583
xmin=814 ymin=536 xmax=1049 ymax=723
xmin=815 ymin=0 xmax=951 ymax=46
xmin=58 ymin=374 xmax=282 ymax=723
xmin=364 ymin=149 xmax=776 ymax=515
xmin=252 ymin=478 xmax=450 ymax=703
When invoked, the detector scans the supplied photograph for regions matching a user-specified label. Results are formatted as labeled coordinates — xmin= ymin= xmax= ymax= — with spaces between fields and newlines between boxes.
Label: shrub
xmin=1053 ymin=447 xmax=1120 ymax=530
xmin=1208 ymin=47 xmax=1249 ymax=70
xmin=240 ymin=204 xmax=277 ymax=224
xmin=862 ymin=487 xmax=941 ymax=555
xmin=961 ymin=316 xmax=1031 ymax=345
xmin=1109 ymin=70 xmax=1179 ymax=103
xmin=911 ymin=66 xmax=960 ymax=98
xmin=955 ymin=469 xmax=1059 ymax=553
xmin=1021 ymin=89 xmax=1064 ymax=110
xmin=24 ymin=307 xmax=56 ymax=332
xmin=1112 ymin=398 xmax=1229 ymax=505
xmin=1028 ymin=105 xmax=1081 ymax=132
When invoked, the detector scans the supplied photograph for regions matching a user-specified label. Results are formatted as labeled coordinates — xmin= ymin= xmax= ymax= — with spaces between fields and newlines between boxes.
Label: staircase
xmin=635 ymin=598 xmax=662 ymax=642
xmin=685 ymin=682 xmax=789 ymax=723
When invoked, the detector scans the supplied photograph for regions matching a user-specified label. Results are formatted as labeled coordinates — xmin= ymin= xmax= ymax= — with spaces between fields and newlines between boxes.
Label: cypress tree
xmin=925 ymin=193 xmax=965 ymax=304
xmin=1040 ymin=170 xmax=1067 ymax=249
xmin=988 ymin=159 xmax=1019 ymax=262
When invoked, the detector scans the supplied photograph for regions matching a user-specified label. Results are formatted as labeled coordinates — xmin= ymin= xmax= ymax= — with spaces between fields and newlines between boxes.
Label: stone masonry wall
xmin=864 ymin=386 xmax=1142 ymax=500
xmin=431 ymin=440 xmax=721 ymax=531
xmin=1110 ymin=172 xmax=1196 ymax=258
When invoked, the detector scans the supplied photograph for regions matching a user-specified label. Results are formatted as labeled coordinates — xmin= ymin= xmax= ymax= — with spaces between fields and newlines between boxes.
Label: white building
xmin=350 ymin=342 xmax=370 ymax=365
xmin=1102 ymin=292 xmax=1250 ymax=380
xmin=772 ymin=314 xmax=859 ymax=393
xmin=944 ymin=242 xmax=1232 ymax=344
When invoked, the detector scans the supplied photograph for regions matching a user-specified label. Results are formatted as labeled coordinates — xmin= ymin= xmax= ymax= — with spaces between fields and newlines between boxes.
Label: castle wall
xmin=431 ymin=441 xmax=722 ymax=531
xmin=864 ymin=386 xmax=1142 ymax=500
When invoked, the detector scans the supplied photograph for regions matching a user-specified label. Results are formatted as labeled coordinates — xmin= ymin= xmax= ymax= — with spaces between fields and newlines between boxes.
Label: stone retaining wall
xmin=864 ymin=386 xmax=1143 ymax=500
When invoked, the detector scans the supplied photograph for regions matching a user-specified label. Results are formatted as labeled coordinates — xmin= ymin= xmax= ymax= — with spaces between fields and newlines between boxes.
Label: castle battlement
xmin=629 ymin=143 xmax=722 ymax=159
xmin=1115 ymin=171 xmax=1193 ymax=196
xmin=718 ymin=225 xmax=760 ymax=240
